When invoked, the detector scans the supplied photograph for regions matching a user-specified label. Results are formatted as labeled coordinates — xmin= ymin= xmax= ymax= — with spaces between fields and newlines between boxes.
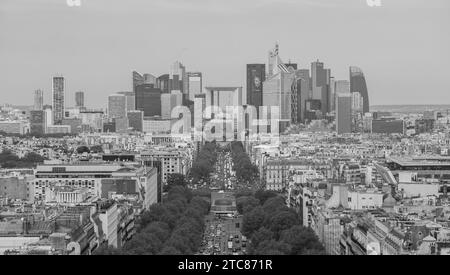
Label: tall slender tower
xmin=246 ymin=64 xmax=265 ymax=110
xmin=336 ymin=93 xmax=352 ymax=134
xmin=268 ymin=44 xmax=280 ymax=77
xmin=75 ymin=91 xmax=84 ymax=108
xmin=295 ymin=69 xmax=310 ymax=123
xmin=311 ymin=60 xmax=330 ymax=115
xmin=170 ymin=61 xmax=187 ymax=100
xmin=267 ymin=43 xmax=289 ymax=77
xmin=329 ymin=77 xmax=336 ymax=112
xmin=52 ymin=76 xmax=65 ymax=125
xmin=34 ymin=89 xmax=44 ymax=110
xmin=350 ymin=66 xmax=370 ymax=114
xmin=187 ymin=72 xmax=203 ymax=101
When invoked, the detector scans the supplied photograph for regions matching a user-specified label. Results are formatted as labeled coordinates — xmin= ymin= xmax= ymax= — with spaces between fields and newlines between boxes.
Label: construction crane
xmin=175 ymin=48 xmax=188 ymax=63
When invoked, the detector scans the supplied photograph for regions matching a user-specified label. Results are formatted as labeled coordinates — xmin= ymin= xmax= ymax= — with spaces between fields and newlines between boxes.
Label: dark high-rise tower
xmin=350 ymin=66 xmax=369 ymax=114
xmin=311 ymin=60 xmax=330 ymax=115
xmin=52 ymin=76 xmax=65 ymax=125
xmin=170 ymin=61 xmax=187 ymax=100
xmin=157 ymin=74 xmax=170 ymax=93
xmin=135 ymin=84 xmax=162 ymax=117
xmin=75 ymin=91 xmax=84 ymax=108
xmin=336 ymin=93 xmax=352 ymax=134
xmin=295 ymin=69 xmax=311 ymax=123
xmin=246 ymin=64 xmax=266 ymax=109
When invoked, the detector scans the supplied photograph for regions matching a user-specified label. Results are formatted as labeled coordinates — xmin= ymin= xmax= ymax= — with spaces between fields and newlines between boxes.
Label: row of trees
xmin=239 ymin=190 xmax=325 ymax=255
xmin=94 ymin=186 xmax=210 ymax=255
xmin=189 ymin=142 xmax=218 ymax=183
xmin=75 ymin=145 xmax=104 ymax=154
xmin=230 ymin=141 xmax=259 ymax=185
xmin=165 ymin=173 xmax=187 ymax=192
xmin=0 ymin=150 xmax=45 ymax=168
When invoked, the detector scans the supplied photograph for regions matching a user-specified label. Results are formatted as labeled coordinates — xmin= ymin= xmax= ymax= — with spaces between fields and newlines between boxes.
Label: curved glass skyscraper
xmin=132 ymin=71 xmax=145 ymax=93
xmin=349 ymin=66 xmax=369 ymax=113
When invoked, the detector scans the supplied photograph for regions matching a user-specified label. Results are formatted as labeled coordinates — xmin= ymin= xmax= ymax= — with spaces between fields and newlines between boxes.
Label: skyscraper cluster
xmin=108 ymin=61 xmax=203 ymax=133
xmin=246 ymin=43 xmax=370 ymax=134
xmin=29 ymin=60 xmax=204 ymax=135
xmin=29 ymin=44 xmax=369 ymax=136
xmin=28 ymin=76 xmax=88 ymax=134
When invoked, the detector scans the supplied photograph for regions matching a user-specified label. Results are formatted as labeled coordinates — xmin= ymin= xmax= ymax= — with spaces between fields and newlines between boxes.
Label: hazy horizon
xmin=1 ymin=0 xmax=449 ymax=109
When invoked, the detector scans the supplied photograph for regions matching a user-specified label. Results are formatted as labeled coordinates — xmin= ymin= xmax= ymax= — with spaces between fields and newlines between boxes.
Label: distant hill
xmin=370 ymin=105 xmax=450 ymax=114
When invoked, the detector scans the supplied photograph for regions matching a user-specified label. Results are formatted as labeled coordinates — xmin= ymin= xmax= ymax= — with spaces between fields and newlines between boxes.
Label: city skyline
xmin=1 ymin=0 xmax=449 ymax=108
xmin=2 ymin=0 xmax=450 ymax=258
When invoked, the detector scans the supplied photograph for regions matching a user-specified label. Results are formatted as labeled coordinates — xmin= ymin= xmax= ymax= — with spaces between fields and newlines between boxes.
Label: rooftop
xmin=35 ymin=163 xmax=130 ymax=173
xmin=205 ymin=87 xmax=242 ymax=91
xmin=388 ymin=156 xmax=450 ymax=167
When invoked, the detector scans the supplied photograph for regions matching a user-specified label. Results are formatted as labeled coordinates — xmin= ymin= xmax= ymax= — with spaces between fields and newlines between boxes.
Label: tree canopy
xmin=280 ymin=225 xmax=326 ymax=255
xmin=95 ymin=186 xmax=210 ymax=255
xmin=165 ymin=173 xmax=187 ymax=192
xmin=254 ymin=190 xmax=278 ymax=205
xmin=76 ymin=146 xmax=90 ymax=154
xmin=189 ymin=142 xmax=218 ymax=184
xmin=230 ymin=141 xmax=259 ymax=185
xmin=241 ymin=192 xmax=325 ymax=255
xmin=0 ymin=150 xmax=45 ymax=168
xmin=236 ymin=196 xmax=260 ymax=215
xmin=90 ymin=145 xmax=104 ymax=153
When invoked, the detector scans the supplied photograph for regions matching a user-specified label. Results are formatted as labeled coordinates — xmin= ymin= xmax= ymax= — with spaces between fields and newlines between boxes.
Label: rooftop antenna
xmin=176 ymin=48 xmax=188 ymax=63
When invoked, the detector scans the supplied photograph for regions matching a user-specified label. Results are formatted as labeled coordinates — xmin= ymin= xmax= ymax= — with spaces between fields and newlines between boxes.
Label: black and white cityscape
xmin=0 ymin=0 xmax=450 ymax=259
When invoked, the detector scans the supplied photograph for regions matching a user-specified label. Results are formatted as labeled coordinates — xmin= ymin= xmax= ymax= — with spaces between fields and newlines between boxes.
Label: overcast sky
xmin=0 ymin=0 xmax=449 ymax=108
